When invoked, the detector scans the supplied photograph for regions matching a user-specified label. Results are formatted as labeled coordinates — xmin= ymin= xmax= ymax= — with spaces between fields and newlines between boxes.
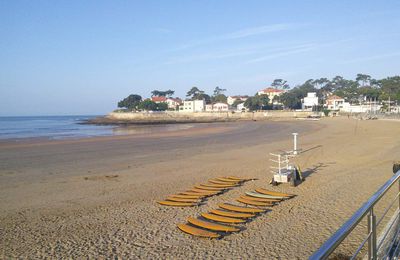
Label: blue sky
xmin=1 ymin=0 xmax=400 ymax=116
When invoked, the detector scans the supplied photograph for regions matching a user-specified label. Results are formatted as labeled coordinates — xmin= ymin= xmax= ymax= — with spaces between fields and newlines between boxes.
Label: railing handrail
xmin=310 ymin=169 xmax=400 ymax=259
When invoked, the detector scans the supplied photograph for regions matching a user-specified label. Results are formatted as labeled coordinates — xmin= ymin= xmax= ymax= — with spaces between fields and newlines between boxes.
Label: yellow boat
xmin=157 ymin=201 xmax=197 ymax=207
xmin=226 ymin=176 xmax=251 ymax=181
xmin=193 ymin=185 xmax=225 ymax=191
xmin=202 ymin=183 xmax=236 ymax=188
xmin=188 ymin=188 xmax=219 ymax=195
xmin=179 ymin=192 xmax=209 ymax=197
xmin=210 ymin=209 xmax=255 ymax=219
xmin=170 ymin=194 xmax=204 ymax=199
xmin=177 ymin=224 xmax=221 ymax=238
xmin=219 ymin=203 xmax=265 ymax=213
xmin=240 ymin=195 xmax=280 ymax=203
xmin=255 ymin=188 xmax=295 ymax=198
xmin=201 ymin=213 xmax=246 ymax=224
xmin=215 ymin=177 xmax=241 ymax=183
xmin=209 ymin=180 xmax=239 ymax=186
xmin=166 ymin=197 xmax=199 ymax=203
xmin=236 ymin=197 xmax=272 ymax=207
xmin=187 ymin=217 xmax=240 ymax=232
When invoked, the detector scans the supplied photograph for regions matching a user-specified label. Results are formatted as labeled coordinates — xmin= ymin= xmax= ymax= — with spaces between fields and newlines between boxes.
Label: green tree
xmin=232 ymin=99 xmax=244 ymax=108
xmin=212 ymin=94 xmax=227 ymax=103
xmin=312 ymin=78 xmax=329 ymax=89
xmin=186 ymin=87 xmax=204 ymax=100
xmin=379 ymin=76 xmax=400 ymax=102
xmin=151 ymin=89 xmax=175 ymax=97
xmin=356 ymin=74 xmax=372 ymax=87
xmin=213 ymin=86 xmax=226 ymax=96
xmin=211 ymin=86 xmax=227 ymax=103
xmin=358 ymin=86 xmax=381 ymax=99
xmin=271 ymin=79 xmax=289 ymax=89
xmin=138 ymin=100 xmax=168 ymax=111
xmin=196 ymin=93 xmax=211 ymax=103
xmin=279 ymin=92 xmax=301 ymax=109
xmin=117 ymin=94 xmax=142 ymax=110
xmin=244 ymin=95 xmax=270 ymax=111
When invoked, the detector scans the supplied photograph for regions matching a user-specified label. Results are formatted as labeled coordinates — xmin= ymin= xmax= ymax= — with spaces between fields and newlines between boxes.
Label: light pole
xmin=293 ymin=133 xmax=298 ymax=155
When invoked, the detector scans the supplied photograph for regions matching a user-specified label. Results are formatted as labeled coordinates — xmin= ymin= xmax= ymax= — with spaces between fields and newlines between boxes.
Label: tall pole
xmin=293 ymin=133 xmax=298 ymax=155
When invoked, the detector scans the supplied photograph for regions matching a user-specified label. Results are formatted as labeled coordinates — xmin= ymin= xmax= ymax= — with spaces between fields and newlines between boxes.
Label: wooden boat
xmin=170 ymin=194 xmax=204 ymax=199
xmin=193 ymin=185 xmax=225 ymax=191
xmin=166 ymin=197 xmax=199 ymax=203
xmin=215 ymin=177 xmax=241 ymax=183
xmin=209 ymin=180 xmax=239 ymax=186
xmin=245 ymin=191 xmax=285 ymax=200
xmin=201 ymin=213 xmax=246 ymax=224
xmin=157 ymin=201 xmax=197 ymax=207
xmin=236 ymin=197 xmax=272 ymax=207
xmin=255 ymin=188 xmax=295 ymax=198
xmin=179 ymin=192 xmax=210 ymax=197
xmin=177 ymin=224 xmax=221 ymax=238
xmin=188 ymin=188 xmax=219 ymax=195
xmin=210 ymin=209 xmax=255 ymax=219
xmin=226 ymin=176 xmax=251 ymax=181
xmin=187 ymin=217 xmax=240 ymax=232
xmin=202 ymin=183 xmax=236 ymax=188
xmin=240 ymin=195 xmax=280 ymax=203
xmin=218 ymin=203 xmax=265 ymax=213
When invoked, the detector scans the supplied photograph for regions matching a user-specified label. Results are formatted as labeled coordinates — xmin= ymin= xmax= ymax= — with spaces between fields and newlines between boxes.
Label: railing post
xmin=368 ymin=208 xmax=377 ymax=259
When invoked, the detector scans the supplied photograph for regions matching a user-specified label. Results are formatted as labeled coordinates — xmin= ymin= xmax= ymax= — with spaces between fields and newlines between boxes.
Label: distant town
xmin=116 ymin=75 xmax=400 ymax=115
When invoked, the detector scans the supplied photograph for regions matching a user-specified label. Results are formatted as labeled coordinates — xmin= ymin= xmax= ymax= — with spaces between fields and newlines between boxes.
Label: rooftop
xmin=259 ymin=87 xmax=285 ymax=93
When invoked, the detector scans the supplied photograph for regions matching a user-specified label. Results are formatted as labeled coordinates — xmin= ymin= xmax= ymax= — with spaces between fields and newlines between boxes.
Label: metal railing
xmin=310 ymin=169 xmax=400 ymax=260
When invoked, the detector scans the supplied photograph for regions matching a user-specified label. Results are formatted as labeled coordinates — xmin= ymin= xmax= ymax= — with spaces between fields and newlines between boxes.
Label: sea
xmin=0 ymin=115 xmax=193 ymax=140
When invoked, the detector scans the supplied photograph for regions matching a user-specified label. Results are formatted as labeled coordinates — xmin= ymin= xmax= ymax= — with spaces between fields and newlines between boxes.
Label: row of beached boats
xmin=157 ymin=176 xmax=253 ymax=207
xmin=177 ymin=180 xmax=295 ymax=238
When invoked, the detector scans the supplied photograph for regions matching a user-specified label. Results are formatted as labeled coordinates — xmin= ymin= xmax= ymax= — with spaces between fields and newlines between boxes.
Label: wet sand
xmin=0 ymin=118 xmax=399 ymax=258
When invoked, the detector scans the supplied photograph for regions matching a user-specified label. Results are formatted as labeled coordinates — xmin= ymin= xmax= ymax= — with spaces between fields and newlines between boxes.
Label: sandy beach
xmin=1 ymin=118 xmax=399 ymax=259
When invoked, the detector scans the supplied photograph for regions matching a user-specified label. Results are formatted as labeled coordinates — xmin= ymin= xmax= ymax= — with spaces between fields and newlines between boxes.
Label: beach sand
xmin=1 ymin=118 xmax=399 ymax=259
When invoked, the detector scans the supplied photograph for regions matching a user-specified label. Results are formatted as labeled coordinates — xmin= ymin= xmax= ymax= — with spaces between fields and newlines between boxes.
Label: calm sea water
xmin=0 ymin=116 xmax=115 ymax=140
xmin=0 ymin=115 xmax=194 ymax=140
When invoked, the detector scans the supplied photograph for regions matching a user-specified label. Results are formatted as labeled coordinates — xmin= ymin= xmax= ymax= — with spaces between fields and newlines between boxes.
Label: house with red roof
xmin=205 ymin=102 xmax=229 ymax=112
xmin=325 ymin=95 xmax=345 ymax=110
xmin=257 ymin=87 xmax=286 ymax=104
xmin=151 ymin=96 xmax=182 ymax=110
xmin=227 ymin=95 xmax=249 ymax=105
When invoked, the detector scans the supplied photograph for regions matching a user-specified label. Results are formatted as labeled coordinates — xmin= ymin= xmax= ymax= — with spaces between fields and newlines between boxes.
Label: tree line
xmin=117 ymin=86 xmax=229 ymax=111
xmin=116 ymin=74 xmax=400 ymax=111
xmin=278 ymin=74 xmax=400 ymax=109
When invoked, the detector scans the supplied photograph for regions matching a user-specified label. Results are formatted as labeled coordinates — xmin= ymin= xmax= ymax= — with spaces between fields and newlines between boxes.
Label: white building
xmin=257 ymin=87 xmax=285 ymax=103
xmin=227 ymin=95 xmax=248 ymax=105
xmin=151 ymin=96 xmax=182 ymax=110
xmin=325 ymin=95 xmax=345 ymax=110
xmin=237 ymin=103 xmax=246 ymax=112
xmin=302 ymin=92 xmax=319 ymax=110
xmin=179 ymin=100 xmax=205 ymax=112
xmin=205 ymin=102 xmax=229 ymax=112
xmin=340 ymin=102 xmax=382 ymax=113
xmin=166 ymin=98 xmax=182 ymax=110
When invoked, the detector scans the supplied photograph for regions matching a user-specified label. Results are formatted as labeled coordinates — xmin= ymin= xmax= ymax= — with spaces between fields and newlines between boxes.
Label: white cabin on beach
xmin=179 ymin=100 xmax=205 ymax=112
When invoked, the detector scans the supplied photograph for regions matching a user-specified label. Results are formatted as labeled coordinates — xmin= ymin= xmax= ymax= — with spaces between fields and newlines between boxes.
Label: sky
xmin=1 ymin=0 xmax=400 ymax=116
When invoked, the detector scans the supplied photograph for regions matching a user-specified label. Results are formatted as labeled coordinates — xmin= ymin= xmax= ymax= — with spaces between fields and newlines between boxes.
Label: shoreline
xmin=81 ymin=115 xmax=240 ymax=125
xmin=82 ymin=110 xmax=315 ymax=125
